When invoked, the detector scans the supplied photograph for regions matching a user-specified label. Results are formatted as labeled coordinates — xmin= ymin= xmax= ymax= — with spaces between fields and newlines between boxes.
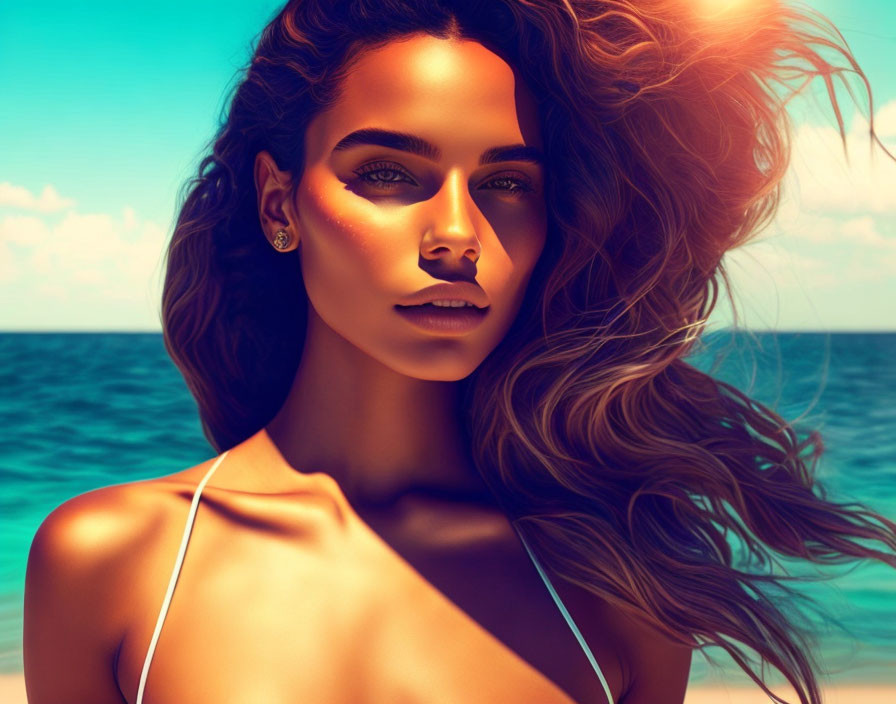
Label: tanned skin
xmin=24 ymin=35 xmax=691 ymax=704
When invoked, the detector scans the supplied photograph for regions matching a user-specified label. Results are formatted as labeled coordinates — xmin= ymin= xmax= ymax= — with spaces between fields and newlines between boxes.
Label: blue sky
xmin=1 ymin=0 xmax=894 ymax=331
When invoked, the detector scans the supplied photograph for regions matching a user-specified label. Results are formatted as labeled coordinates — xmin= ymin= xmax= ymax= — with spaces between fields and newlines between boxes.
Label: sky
xmin=0 ymin=0 xmax=894 ymax=332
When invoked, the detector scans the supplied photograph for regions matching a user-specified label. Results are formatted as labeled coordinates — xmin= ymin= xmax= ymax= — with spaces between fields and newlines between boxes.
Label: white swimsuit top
xmin=135 ymin=450 xmax=614 ymax=704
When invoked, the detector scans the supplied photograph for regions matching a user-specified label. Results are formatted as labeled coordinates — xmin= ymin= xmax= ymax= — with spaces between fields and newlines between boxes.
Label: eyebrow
xmin=331 ymin=127 xmax=545 ymax=167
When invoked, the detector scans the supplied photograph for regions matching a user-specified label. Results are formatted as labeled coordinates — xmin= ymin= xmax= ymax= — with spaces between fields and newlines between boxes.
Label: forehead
xmin=305 ymin=34 xmax=542 ymax=159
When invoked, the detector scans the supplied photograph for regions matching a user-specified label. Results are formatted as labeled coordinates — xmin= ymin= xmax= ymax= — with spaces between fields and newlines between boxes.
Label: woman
xmin=22 ymin=1 xmax=896 ymax=703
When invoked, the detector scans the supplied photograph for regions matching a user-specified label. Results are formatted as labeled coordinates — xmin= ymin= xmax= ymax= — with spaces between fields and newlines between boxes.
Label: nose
xmin=420 ymin=169 xmax=481 ymax=265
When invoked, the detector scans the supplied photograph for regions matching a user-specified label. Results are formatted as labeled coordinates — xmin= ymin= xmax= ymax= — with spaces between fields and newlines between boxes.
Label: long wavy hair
xmin=161 ymin=1 xmax=896 ymax=702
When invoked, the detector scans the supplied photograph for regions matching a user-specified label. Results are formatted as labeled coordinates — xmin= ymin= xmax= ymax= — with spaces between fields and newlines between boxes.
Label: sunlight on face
xmin=293 ymin=34 xmax=548 ymax=381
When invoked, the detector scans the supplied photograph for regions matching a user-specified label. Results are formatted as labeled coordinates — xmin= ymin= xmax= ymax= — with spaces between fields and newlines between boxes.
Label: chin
xmin=388 ymin=352 xmax=486 ymax=382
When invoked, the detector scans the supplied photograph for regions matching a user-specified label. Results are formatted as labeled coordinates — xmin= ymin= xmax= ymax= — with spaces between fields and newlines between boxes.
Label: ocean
xmin=1 ymin=330 xmax=894 ymax=686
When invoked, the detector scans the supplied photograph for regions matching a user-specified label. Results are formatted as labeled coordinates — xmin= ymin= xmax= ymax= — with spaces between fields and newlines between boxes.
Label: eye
xmin=353 ymin=161 xmax=417 ymax=191
xmin=352 ymin=161 xmax=537 ymax=196
xmin=480 ymin=172 xmax=535 ymax=196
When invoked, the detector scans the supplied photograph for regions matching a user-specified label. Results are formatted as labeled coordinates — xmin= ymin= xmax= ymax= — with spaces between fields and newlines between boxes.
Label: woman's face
xmin=278 ymin=34 xmax=547 ymax=380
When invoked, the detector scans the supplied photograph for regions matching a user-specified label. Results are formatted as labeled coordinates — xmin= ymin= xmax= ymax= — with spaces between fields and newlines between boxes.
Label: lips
xmin=394 ymin=302 xmax=489 ymax=333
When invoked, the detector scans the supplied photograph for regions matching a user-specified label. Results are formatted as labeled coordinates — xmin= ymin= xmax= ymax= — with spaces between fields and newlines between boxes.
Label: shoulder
xmin=23 ymin=471 xmax=199 ymax=702
xmin=26 ymin=450 xmax=341 ymax=586
xmin=25 ymin=472 xmax=197 ymax=627
xmin=31 ymin=481 xmax=158 ymax=564
xmin=27 ymin=449 xmax=241 ymax=575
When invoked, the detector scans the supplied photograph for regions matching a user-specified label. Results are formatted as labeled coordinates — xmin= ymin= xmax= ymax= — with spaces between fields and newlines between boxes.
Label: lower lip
xmin=394 ymin=304 xmax=489 ymax=333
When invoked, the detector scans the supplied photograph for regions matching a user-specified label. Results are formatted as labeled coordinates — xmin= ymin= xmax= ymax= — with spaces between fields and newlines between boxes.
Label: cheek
xmin=478 ymin=197 xmax=547 ymax=266
xmin=510 ymin=215 xmax=547 ymax=268
xmin=295 ymin=175 xmax=395 ymax=282
xmin=484 ymin=204 xmax=547 ymax=319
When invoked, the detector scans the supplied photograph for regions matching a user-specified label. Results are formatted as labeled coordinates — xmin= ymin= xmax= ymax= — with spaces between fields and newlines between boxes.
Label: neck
xmin=265 ymin=308 xmax=496 ymax=511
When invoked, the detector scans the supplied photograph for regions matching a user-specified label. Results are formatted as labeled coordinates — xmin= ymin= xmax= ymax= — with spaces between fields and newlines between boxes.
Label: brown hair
xmin=161 ymin=2 xmax=896 ymax=702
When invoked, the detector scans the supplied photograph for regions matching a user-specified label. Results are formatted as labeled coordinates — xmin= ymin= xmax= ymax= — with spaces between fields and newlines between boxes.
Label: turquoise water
xmin=1 ymin=331 xmax=894 ymax=685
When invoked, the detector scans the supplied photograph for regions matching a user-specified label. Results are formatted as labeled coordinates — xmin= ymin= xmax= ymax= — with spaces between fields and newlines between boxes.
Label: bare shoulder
xmin=24 ymin=464 xmax=210 ymax=626
xmin=27 ymin=460 xmax=214 ymax=575
xmin=23 ymin=461 xmax=216 ymax=703
xmin=31 ymin=480 xmax=163 ymax=564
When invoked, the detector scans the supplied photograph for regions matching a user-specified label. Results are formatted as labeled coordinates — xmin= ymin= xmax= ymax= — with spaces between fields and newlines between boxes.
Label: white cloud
xmin=0 ymin=242 xmax=16 ymax=284
xmin=769 ymin=205 xmax=896 ymax=251
xmin=873 ymin=100 xmax=896 ymax=138
xmin=0 ymin=182 xmax=76 ymax=212
xmin=0 ymin=194 xmax=169 ymax=330
xmin=717 ymin=212 xmax=896 ymax=330
xmin=0 ymin=214 xmax=48 ymax=247
xmin=724 ymin=239 xmax=839 ymax=290
xmin=786 ymin=100 xmax=896 ymax=215
xmin=840 ymin=215 xmax=896 ymax=249
xmin=709 ymin=102 xmax=896 ymax=331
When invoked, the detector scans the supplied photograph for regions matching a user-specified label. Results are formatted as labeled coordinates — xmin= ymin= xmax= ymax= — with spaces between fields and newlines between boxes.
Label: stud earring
xmin=272 ymin=228 xmax=290 ymax=250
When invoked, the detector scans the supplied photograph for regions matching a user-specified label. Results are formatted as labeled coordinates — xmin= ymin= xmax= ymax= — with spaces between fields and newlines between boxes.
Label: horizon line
xmin=2 ymin=328 xmax=895 ymax=335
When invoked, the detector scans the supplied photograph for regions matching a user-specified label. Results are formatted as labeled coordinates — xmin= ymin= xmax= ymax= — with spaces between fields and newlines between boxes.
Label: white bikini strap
xmin=135 ymin=450 xmax=230 ymax=704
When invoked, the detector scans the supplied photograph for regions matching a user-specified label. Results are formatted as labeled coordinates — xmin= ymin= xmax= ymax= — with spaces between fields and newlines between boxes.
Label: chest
xmin=114 ymin=498 xmax=622 ymax=704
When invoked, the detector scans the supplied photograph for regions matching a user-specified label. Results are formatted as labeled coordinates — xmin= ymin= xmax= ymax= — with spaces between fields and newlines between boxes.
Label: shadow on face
xmin=259 ymin=34 xmax=548 ymax=382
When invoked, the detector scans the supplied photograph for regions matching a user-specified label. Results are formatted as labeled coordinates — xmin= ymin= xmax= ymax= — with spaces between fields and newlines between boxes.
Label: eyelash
xmin=352 ymin=161 xmax=535 ymax=195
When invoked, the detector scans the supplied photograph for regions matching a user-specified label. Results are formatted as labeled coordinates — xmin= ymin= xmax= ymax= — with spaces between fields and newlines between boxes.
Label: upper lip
xmin=397 ymin=282 xmax=490 ymax=309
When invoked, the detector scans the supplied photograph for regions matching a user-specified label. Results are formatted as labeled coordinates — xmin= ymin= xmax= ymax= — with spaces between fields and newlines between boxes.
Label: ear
xmin=254 ymin=150 xmax=300 ymax=251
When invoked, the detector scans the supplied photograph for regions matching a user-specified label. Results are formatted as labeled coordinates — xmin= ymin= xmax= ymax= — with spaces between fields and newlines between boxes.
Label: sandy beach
xmin=2 ymin=672 xmax=894 ymax=703
xmin=683 ymin=684 xmax=896 ymax=703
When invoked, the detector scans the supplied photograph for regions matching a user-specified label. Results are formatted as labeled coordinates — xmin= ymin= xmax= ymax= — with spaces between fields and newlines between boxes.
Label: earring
xmin=272 ymin=228 xmax=290 ymax=250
